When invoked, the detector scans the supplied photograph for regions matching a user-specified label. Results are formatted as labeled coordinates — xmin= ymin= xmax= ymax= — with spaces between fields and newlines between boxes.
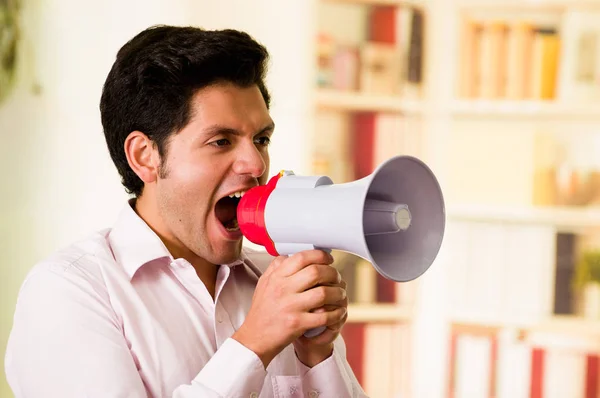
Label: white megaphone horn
xmin=237 ymin=155 xmax=446 ymax=337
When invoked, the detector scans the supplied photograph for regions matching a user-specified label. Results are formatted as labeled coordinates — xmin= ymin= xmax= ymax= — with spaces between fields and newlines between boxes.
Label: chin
xmin=208 ymin=240 xmax=244 ymax=265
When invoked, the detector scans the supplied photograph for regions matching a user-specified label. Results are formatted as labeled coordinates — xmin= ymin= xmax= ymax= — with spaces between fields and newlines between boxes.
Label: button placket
xmin=214 ymin=299 xmax=236 ymax=347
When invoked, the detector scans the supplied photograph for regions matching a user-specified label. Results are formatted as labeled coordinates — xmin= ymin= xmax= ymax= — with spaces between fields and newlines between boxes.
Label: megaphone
xmin=237 ymin=155 xmax=446 ymax=337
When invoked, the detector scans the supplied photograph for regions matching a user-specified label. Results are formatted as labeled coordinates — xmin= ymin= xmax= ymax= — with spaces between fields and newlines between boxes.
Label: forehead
xmin=188 ymin=82 xmax=271 ymax=131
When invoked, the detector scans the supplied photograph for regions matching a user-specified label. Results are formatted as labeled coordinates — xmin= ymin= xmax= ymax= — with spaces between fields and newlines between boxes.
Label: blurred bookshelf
xmin=312 ymin=1 xmax=424 ymax=396
xmin=310 ymin=0 xmax=600 ymax=396
xmin=448 ymin=204 xmax=600 ymax=232
xmin=316 ymin=88 xmax=424 ymax=114
xmin=347 ymin=303 xmax=414 ymax=322
xmin=457 ymin=0 xmax=600 ymax=11
xmin=451 ymin=99 xmax=600 ymax=119
xmin=452 ymin=314 xmax=600 ymax=338
xmin=322 ymin=0 xmax=426 ymax=7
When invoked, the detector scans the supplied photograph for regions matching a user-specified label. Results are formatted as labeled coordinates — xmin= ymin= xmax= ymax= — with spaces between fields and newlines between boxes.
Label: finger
xmin=296 ymin=286 xmax=346 ymax=312
xmin=302 ymin=306 xmax=347 ymax=330
xmin=309 ymin=307 xmax=347 ymax=330
xmin=326 ymin=310 xmax=348 ymax=332
xmin=288 ymin=264 xmax=341 ymax=293
xmin=312 ymin=300 xmax=348 ymax=314
xmin=314 ymin=281 xmax=348 ymax=308
xmin=318 ymin=278 xmax=347 ymax=290
xmin=276 ymin=250 xmax=334 ymax=277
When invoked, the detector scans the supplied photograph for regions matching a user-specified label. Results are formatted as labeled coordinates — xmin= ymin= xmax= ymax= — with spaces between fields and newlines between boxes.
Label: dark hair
xmin=100 ymin=25 xmax=271 ymax=197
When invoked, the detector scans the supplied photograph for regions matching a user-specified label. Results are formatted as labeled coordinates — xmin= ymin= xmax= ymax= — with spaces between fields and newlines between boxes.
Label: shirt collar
xmin=108 ymin=199 xmax=247 ymax=280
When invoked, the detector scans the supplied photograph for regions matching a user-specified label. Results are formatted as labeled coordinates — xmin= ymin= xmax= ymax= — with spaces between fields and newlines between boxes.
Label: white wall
xmin=0 ymin=1 xmax=314 ymax=396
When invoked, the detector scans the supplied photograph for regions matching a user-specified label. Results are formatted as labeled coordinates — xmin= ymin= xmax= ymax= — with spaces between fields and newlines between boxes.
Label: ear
xmin=124 ymin=131 xmax=160 ymax=184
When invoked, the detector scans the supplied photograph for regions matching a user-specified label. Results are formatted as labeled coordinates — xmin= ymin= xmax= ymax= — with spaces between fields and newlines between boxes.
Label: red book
xmin=376 ymin=274 xmax=396 ymax=303
xmin=368 ymin=6 xmax=396 ymax=44
xmin=530 ymin=348 xmax=545 ymax=398
xmin=340 ymin=322 xmax=366 ymax=386
xmin=351 ymin=112 xmax=376 ymax=180
xmin=586 ymin=354 xmax=599 ymax=398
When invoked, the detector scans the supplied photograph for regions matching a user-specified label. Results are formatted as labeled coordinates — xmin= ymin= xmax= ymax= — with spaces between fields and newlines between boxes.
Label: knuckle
xmin=307 ymin=265 xmax=321 ymax=283
xmin=295 ymin=251 xmax=308 ymax=264
xmin=284 ymin=313 xmax=300 ymax=330
xmin=273 ymin=256 xmax=285 ymax=266
xmin=316 ymin=312 xmax=329 ymax=326
xmin=313 ymin=286 xmax=328 ymax=303
xmin=331 ymin=269 xmax=341 ymax=284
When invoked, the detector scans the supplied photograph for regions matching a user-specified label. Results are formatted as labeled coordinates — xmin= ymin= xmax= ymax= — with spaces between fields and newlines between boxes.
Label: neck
xmin=132 ymin=194 xmax=218 ymax=298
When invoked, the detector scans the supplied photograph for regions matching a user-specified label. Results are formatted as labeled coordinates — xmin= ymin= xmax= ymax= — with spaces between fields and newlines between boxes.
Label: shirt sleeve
xmin=4 ymin=264 xmax=266 ymax=398
xmin=291 ymin=336 xmax=369 ymax=398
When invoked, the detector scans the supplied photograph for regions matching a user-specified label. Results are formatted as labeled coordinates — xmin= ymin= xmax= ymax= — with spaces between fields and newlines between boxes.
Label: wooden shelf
xmin=316 ymin=89 xmax=424 ymax=114
xmin=347 ymin=303 xmax=413 ymax=322
xmin=451 ymin=314 xmax=600 ymax=338
xmin=458 ymin=0 xmax=600 ymax=11
xmin=322 ymin=0 xmax=425 ymax=7
xmin=530 ymin=315 xmax=600 ymax=338
xmin=451 ymin=99 xmax=600 ymax=120
xmin=447 ymin=204 xmax=600 ymax=232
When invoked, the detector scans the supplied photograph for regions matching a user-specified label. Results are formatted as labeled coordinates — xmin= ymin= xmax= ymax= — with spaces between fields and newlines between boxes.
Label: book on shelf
xmin=316 ymin=1 xmax=424 ymax=98
xmin=444 ymin=219 xmax=556 ymax=322
xmin=341 ymin=321 xmax=412 ymax=398
xmin=458 ymin=9 xmax=600 ymax=103
xmin=448 ymin=324 xmax=600 ymax=398
xmin=458 ymin=19 xmax=561 ymax=101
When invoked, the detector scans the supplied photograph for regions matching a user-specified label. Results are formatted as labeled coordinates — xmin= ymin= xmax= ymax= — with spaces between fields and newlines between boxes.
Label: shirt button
xmin=309 ymin=391 xmax=319 ymax=398
xmin=217 ymin=317 xmax=223 ymax=323
xmin=250 ymin=392 xmax=258 ymax=398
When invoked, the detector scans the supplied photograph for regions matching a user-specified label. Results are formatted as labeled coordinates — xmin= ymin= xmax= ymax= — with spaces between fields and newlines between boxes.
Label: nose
xmin=232 ymin=141 xmax=267 ymax=178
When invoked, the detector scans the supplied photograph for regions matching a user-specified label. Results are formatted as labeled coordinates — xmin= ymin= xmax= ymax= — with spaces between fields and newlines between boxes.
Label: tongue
xmin=215 ymin=197 xmax=238 ymax=225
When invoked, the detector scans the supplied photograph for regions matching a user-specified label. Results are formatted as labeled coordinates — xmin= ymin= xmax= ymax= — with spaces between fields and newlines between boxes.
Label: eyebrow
xmin=203 ymin=122 xmax=275 ymax=137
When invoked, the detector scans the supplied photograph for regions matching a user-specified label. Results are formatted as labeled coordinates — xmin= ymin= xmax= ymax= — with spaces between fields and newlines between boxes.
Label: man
xmin=5 ymin=26 xmax=367 ymax=397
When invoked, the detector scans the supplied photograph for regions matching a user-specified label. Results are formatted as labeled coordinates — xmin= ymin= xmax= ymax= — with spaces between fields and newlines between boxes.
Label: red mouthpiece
xmin=236 ymin=172 xmax=283 ymax=256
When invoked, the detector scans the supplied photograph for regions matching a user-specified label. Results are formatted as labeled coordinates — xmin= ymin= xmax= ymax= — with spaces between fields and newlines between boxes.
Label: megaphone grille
xmin=363 ymin=156 xmax=445 ymax=282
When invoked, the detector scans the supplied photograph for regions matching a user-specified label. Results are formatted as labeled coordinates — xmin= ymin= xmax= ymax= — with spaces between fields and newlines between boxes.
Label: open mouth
xmin=215 ymin=190 xmax=248 ymax=232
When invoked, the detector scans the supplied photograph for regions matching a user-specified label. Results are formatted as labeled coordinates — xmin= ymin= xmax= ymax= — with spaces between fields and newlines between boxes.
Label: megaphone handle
xmin=302 ymin=247 xmax=332 ymax=338
xmin=304 ymin=326 xmax=327 ymax=338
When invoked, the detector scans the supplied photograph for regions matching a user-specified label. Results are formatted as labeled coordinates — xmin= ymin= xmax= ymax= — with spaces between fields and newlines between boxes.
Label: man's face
xmin=155 ymin=82 xmax=273 ymax=265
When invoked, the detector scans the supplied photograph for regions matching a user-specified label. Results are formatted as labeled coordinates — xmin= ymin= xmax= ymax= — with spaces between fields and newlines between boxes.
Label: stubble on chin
xmin=209 ymin=239 xmax=244 ymax=265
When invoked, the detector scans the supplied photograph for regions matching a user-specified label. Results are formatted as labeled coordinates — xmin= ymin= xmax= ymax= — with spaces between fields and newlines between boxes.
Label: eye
xmin=254 ymin=136 xmax=271 ymax=147
xmin=210 ymin=138 xmax=231 ymax=147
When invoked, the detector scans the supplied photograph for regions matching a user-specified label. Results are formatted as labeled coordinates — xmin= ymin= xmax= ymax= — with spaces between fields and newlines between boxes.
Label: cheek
xmin=161 ymin=161 xmax=218 ymax=209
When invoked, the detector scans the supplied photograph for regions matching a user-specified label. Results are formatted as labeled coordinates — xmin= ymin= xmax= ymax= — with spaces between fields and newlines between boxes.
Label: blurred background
xmin=2 ymin=0 xmax=600 ymax=397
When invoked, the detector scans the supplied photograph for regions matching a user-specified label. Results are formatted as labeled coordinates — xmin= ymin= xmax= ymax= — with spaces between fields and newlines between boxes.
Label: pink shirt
xmin=5 ymin=201 xmax=367 ymax=397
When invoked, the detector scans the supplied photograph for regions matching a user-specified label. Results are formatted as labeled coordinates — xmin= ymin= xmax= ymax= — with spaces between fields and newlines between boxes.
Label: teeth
xmin=228 ymin=190 xmax=247 ymax=199
xmin=225 ymin=219 xmax=239 ymax=231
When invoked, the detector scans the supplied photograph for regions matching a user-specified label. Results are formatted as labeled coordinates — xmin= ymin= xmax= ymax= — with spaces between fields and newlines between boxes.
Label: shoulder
xmin=8 ymin=230 xmax=123 ymax=343
xmin=18 ymin=230 xmax=115 ymax=300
